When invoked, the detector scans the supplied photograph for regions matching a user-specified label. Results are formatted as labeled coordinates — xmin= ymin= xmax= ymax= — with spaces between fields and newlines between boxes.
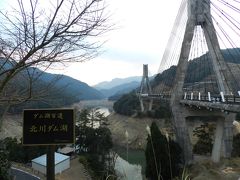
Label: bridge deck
xmin=138 ymin=93 xmax=240 ymax=113
xmin=180 ymin=99 xmax=240 ymax=113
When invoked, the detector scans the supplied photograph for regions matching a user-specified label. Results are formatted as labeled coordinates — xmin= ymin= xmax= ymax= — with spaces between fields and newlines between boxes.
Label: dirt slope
xmin=0 ymin=114 xmax=22 ymax=140
xmin=108 ymin=112 xmax=167 ymax=149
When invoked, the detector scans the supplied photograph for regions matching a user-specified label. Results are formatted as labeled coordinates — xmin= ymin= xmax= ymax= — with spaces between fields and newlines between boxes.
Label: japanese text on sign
xmin=22 ymin=109 xmax=75 ymax=145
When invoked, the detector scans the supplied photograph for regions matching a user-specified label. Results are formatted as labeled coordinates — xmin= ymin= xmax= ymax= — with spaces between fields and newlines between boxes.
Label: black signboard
xmin=23 ymin=109 xmax=75 ymax=145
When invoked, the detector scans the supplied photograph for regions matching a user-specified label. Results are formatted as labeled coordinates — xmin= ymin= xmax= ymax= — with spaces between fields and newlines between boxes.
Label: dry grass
xmin=189 ymin=157 xmax=240 ymax=180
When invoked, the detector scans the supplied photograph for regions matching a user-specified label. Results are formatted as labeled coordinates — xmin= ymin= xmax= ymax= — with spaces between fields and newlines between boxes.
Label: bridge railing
xmin=137 ymin=93 xmax=171 ymax=99
xmin=183 ymin=93 xmax=240 ymax=104
xmin=137 ymin=92 xmax=240 ymax=104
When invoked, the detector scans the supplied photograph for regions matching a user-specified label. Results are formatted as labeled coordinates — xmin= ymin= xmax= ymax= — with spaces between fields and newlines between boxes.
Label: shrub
xmin=193 ymin=123 xmax=215 ymax=155
xmin=232 ymin=133 xmax=240 ymax=157
xmin=145 ymin=122 xmax=182 ymax=180
xmin=113 ymin=93 xmax=140 ymax=116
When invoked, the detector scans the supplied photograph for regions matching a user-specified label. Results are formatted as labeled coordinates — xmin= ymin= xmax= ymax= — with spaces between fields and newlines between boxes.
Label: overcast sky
xmin=66 ymin=0 xmax=182 ymax=85
xmin=0 ymin=0 xmax=182 ymax=86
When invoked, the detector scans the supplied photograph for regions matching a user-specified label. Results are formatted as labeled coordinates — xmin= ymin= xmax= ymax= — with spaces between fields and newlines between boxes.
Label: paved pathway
xmin=55 ymin=157 xmax=92 ymax=180
xmin=12 ymin=157 xmax=92 ymax=180
xmin=10 ymin=167 xmax=40 ymax=180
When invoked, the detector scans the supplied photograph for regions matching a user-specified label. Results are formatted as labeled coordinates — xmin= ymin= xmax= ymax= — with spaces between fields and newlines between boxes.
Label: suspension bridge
xmin=138 ymin=0 xmax=240 ymax=164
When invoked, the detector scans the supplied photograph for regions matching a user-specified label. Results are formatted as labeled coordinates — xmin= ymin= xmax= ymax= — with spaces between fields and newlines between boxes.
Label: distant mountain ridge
xmin=93 ymin=76 xmax=142 ymax=98
xmin=93 ymin=74 xmax=159 ymax=98
xmin=94 ymin=76 xmax=141 ymax=90
xmin=37 ymin=70 xmax=104 ymax=100
xmin=0 ymin=57 xmax=104 ymax=101
xmin=1 ymin=64 xmax=104 ymax=112
xmin=99 ymin=81 xmax=140 ymax=98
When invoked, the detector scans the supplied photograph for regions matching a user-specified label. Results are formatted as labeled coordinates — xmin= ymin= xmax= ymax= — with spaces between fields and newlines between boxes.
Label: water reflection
xmin=78 ymin=106 xmax=143 ymax=179
xmin=115 ymin=156 xmax=142 ymax=180
xmin=98 ymin=107 xmax=110 ymax=117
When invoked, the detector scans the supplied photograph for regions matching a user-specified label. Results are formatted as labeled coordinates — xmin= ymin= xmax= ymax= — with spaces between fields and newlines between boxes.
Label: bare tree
xmin=0 ymin=0 xmax=111 ymax=125
xmin=0 ymin=0 xmax=110 ymax=93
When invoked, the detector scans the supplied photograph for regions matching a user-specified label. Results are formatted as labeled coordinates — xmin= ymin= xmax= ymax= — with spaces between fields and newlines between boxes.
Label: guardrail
xmin=137 ymin=92 xmax=240 ymax=105
xmin=137 ymin=93 xmax=171 ymax=99
xmin=183 ymin=94 xmax=240 ymax=104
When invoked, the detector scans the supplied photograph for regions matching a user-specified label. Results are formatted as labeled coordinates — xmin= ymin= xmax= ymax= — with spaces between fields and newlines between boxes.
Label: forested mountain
xmin=37 ymin=70 xmax=104 ymax=100
xmin=1 ymin=66 xmax=104 ymax=113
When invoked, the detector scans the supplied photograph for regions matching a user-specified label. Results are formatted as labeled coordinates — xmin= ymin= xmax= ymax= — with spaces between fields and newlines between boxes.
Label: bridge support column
xmin=222 ymin=114 xmax=234 ymax=158
xmin=172 ymin=107 xmax=193 ymax=164
xmin=140 ymin=98 xmax=144 ymax=112
xmin=148 ymin=99 xmax=153 ymax=111
xmin=211 ymin=119 xmax=224 ymax=163
xmin=139 ymin=98 xmax=153 ymax=112
xmin=212 ymin=114 xmax=234 ymax=162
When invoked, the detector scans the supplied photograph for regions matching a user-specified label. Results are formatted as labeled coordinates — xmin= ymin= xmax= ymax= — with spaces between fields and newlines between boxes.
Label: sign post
xmin=22 ymin=109 xmax=75 ymax=180
xmin=47 ymin=145 xmax=55 ymax=180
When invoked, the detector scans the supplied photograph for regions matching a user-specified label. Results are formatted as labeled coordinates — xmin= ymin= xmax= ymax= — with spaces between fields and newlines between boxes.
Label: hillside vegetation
xmin=154 ymin=48 xmax=240 ymax=89
xmin=4 ymin=66 xmax=104 ymax=113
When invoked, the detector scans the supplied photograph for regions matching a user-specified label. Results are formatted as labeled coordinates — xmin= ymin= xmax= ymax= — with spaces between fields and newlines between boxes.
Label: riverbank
xmin=0 ymin=114 xmax=22 ymax=140
xmin=107 ymin=112 xmax=167 ymax=150
xmin=72 ymin=99 xmax=114 ymax=111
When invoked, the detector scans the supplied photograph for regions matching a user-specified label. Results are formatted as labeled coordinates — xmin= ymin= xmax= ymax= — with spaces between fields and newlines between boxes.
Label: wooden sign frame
xmin=22 ymin=108 xmax=75 ymax=145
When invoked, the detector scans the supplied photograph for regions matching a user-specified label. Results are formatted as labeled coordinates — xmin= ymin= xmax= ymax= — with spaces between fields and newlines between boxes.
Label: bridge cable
xmin=203 ymin=2 xmax=238 ymax=93
xmin=199 ymin=0 xmax=240 ymax=93
xmin=155 ymin=1 xmax=188 ymax=96
xmin=210 ymin=16 xmax=240 ymax=91
xmin=158 ymin=0 xmax=187 ymax=73
xmin=210 ymin=2 xmax=240 ymax=52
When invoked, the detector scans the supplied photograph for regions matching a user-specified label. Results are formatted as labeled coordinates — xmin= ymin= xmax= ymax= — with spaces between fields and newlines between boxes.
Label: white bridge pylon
xmin=139 ymin=64 xmax=153 ymax=112
xmin=170 ymin=0 xmax=236 ymax=164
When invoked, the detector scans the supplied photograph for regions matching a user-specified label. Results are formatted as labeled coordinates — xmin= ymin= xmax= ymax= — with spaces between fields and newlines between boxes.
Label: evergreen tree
xmin=232 ymin=133 xmax=240 ymax=157
xmin=75 ymin=108 xmax=114 ymax=179
xmin=113 ymin=92 xmax=140 ymax=116
xmin=0 ymin=151 xmax=10 ymax=180
xmin=145 ymin=122 xmax=182 ymax=180
xmin=236 ymin=113 xmax=240 ymax=120
xmin=77 ymin=109 xmax=91 ymax=128
xmin=0 ymin=137 xmax=47 ymax=164
xmin=193 ymin=123 xmax=215 ymax=155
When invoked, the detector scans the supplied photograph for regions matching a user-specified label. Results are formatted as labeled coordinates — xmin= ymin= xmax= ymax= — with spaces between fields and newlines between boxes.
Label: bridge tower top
xmin=140 ymin=64 xmax=152 ymax=94
xmin=171 ymin=0 xmax=236 ymax=106
xmin=169 ymin=0 xmax=239 ymax=164
xmin=139 ymin=64 xmax=153 ymax=112
xmin=188 ymin=0 xmax=210 ymax=24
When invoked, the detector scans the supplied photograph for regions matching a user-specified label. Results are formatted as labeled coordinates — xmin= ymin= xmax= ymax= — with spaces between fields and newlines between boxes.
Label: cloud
xmin=50 ymin=57 xmax=145 ymax=86
xmin=100 ymin=48 xmax=160 ymax=64
xmin=9 ymin=0 xmax=182 ymax=85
